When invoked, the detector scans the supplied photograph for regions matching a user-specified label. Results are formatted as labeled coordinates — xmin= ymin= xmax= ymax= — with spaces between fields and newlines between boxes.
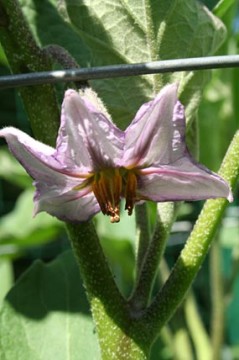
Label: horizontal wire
xmin=0 ymin=55 xmax=239 ymax=90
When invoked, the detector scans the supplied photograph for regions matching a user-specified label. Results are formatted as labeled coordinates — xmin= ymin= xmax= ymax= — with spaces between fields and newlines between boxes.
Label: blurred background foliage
xmin=0 ymin=0 xmax=238 ymax=359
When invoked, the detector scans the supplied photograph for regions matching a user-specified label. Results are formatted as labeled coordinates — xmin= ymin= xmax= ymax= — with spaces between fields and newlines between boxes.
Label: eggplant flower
xmin=0 ymin=84 xmax=232 ymax=223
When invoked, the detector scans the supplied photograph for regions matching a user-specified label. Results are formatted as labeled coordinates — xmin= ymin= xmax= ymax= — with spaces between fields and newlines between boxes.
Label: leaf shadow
xmin=31 ymin=0 xmax=152 ymax=129
xmin=5 ymin=250 xmax=90 ymax=319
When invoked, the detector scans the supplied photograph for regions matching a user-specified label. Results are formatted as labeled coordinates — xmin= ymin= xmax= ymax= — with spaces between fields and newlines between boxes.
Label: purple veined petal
xmin=0 ymin=127 xmax=62 ymax=178
xmin=122 ymin=83 xmax=186 ymax=168
xmin=57 ymin=89 xmax=124 ymax=172
xmin=0 ymin=126 xmax=87 ymax=195
xmin=0 ymin=127 xmax=99 ymax=222
xmin=34 ymin=188 xmax=100 ymax=222
xmin=137 ymin=157 xmax=233 ymax=202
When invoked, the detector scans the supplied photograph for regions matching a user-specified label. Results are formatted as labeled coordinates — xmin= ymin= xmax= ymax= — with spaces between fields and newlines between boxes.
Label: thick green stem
xmin=66 ymin=222 xmax=150 ymax=359
xmin=0 ymin=0 xmax=59 ymax=146
xmin=130 ymin=203 xmax=176 ymax=309
xmin=140 ymin=130 xmax=239 ymax=340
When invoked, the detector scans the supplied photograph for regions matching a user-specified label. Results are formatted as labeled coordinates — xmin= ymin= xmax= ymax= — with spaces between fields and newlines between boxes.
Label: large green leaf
xmin=18 ymin=0 xmax=225 ymax=128
xmin=0 ymin=250 xmax=100 ymax=360
xmin=65 ymin=0 xmax=226 ymax=127
xmin=20 ymin=0 xmax=90 ymax=63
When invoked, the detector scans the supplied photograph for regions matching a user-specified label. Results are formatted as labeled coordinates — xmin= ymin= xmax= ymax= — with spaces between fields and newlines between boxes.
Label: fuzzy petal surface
xmin=0 ymin=127 xmax=63 ymax=179
xmin=57 ymin=90 xmax=124 ymax=172
xmin=138 ymin=156 xmax=233 ymax=202
xmin=34 ymin=189 xmax=100 ymax=222
xmin=122 ymin=83 xmax=185 ymax=168
xmin=0 ymin=83 xmax=232 ymax=224
xmin=0 ymin=127 xmax=98 ymax=222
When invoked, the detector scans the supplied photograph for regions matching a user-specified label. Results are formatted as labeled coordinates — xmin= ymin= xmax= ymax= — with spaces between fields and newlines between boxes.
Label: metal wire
xmin=0 ymin=55 xmax=239 ymax=90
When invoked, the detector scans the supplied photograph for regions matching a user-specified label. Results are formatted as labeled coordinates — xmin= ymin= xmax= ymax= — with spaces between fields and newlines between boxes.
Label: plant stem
xmin=66 ymin=222 xmax=150 ymax=359
xmin=135 ymin=203 xmax=150 ymax=278
xmin=140 ymin=130 xmax=239 ymax=341
xmin=130 ymin=202 xmax=176 ymax=310
xmin=0 ymin=0 xmax=59 ymax=146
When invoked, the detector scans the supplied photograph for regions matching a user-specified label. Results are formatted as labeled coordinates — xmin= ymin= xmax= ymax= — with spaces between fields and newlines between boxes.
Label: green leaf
xmin=0 ymin=189 xmax=63 ymax=253
xmin=19 ymin=0 xmax=226 ymax=128
xmin=19 ymin=0 xmax=90 ymax=66
xmin=0 ymin=148 xmax=32 ymax=188
xmin=65 ymin=0 xmax=226 ymax=127
xmin=213 ymin=0 xmax=235 ymax=17
xmin=0 ymin=250 xmax=100 ymax=360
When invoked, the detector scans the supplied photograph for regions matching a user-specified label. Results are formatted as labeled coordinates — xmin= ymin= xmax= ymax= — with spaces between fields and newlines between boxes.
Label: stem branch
xmin=130 ymin=203 xmax=176 ymax=309
xmin=140 ymin=130 xmax=239 ymax=340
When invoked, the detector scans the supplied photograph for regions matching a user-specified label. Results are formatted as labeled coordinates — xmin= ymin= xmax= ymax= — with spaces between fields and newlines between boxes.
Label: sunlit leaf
xmin=0 ymin=250 xmax=100 ymax=360
xmin=19 ymin=0 xmax=226 ymax=128
xmin=65 ymin=0 xmax=226 ymax=127
xmin=213 ymin=0 xmax=235 ymax=17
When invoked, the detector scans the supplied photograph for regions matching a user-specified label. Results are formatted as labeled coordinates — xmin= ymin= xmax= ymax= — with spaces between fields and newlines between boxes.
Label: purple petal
xmin=57 ymin=90 xmax=124 ymax=171
xmin=34 ymin=190 xmax=100 ymax=222
xmin=122 ymin=83 xmax=185 ymax=168
xmin=138 ymin=157 xmax=233 ymax=202
xmin=0 ymin=127 xmax=98 ymax=221
xmin=0 ymin=127 xmax=63 ymax=179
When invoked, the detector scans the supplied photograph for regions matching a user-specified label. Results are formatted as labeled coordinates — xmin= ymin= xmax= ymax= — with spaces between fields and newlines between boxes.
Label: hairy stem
xmin=135 ymin=203 xmax=150 ymax=278
xmin=0 ymin=0 xmax=59 ymax=146
xmin=66 ymin=222 xmax=150 ymax=359
xmin=140 ymin=130 xmax=239 ymax=340
xmin=130 ymin=202 xmax=176 ymax=310
xmin=44 ymin=44 xmax=88 ymax=89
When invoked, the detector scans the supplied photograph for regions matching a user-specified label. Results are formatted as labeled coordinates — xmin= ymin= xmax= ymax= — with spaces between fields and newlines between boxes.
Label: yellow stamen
xmin=74 ymin=168 xmax=138 ymax=222
xmin=92 ymin=169 xmax=122 ymax=223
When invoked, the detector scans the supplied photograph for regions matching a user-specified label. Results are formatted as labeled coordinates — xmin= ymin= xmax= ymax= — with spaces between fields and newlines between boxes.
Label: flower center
xmin=91 ymin=168 xmax=137 ymax=223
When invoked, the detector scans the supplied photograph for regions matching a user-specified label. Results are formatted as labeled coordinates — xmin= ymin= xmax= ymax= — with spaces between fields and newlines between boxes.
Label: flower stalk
xmin=135 ymin=203 xmax=150 ymax=274
xmin=139 ymin=130 xmax=239 ymax=342
xmin=66 ymin=221 xmax=149 ymax=359
xmin=130 ymin=202 xmax=177 ymax=310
